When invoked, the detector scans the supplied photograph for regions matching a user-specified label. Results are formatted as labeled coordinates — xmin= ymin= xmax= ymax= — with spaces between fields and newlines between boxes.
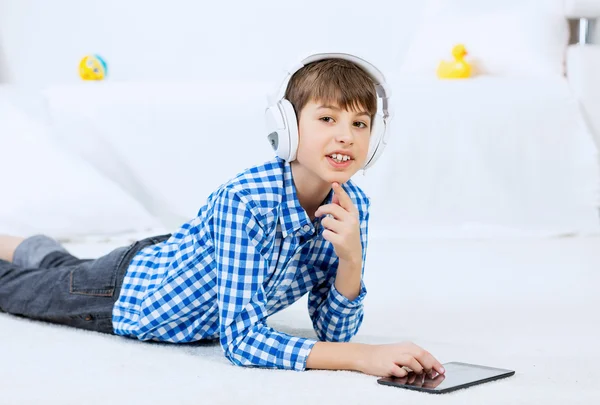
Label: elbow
xmin=320 ymin=327 xmax=360 ymax=343
xmin=314 ymin=315 xmax=363 ymax=342
xmin=221 ymin=337 xmax=248 ymax=367
xmin=224 ymin=352 xmax=246 ymax=367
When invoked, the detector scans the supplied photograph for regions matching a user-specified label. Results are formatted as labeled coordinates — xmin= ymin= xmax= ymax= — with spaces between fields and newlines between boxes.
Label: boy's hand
xmin=356 ymin=342 xmax=446 ymax=378
xmin=314 ymin=182 xmax=362 ymax=264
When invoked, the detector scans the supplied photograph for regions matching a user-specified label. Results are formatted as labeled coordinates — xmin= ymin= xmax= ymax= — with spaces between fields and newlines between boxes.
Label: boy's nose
xmin=335 ymin=125 xmax=354 ymax=144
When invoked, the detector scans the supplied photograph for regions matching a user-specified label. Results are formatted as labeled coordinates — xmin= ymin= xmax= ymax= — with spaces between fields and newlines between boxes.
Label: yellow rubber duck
xmin=437 ymin=44 xmax=472 ymax=79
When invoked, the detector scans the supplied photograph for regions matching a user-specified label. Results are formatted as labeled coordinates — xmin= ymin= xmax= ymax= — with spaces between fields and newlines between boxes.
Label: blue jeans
xmin=0 ymin=233 xmax=170 ymax=333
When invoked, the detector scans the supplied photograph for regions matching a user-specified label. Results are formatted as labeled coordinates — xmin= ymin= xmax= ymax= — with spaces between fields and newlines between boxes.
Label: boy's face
xmin=293 ymin=99 xmax=372 ymax=186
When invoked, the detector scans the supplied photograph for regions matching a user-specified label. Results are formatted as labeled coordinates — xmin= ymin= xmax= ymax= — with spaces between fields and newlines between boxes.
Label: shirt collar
xmin=278 ymin=159 xmax=333 ymax=239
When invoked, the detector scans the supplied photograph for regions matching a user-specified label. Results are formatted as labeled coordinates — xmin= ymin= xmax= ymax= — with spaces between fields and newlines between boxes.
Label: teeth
xmin=330 ymin=153 xmax=351 ymax=162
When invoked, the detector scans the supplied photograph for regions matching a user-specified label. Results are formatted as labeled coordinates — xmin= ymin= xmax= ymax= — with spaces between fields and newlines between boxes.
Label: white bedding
xmin=43 ymin=80 xmax=275 ymax=231
xmin=354 ymin=76 xmax=600 ymax=238
xmin=1 ymin=236 xmax=599 ymax=404
xmin=0 ymin=90 xmax=162 ymax=239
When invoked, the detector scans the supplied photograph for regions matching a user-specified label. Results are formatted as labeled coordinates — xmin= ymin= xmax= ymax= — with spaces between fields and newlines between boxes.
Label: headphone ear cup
xmin=265 ymin=104 xmax=288 ymax=160
xmin=279 ymin=99 xmax=299 ymax=162
xmin=364 ymin=113 xmax=386 ymax=170
xmin=265 ymin=99 xmax=298 ymax=161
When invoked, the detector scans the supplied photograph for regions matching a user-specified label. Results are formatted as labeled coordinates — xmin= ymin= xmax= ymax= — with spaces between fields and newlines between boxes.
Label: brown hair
xmin=284 ymin=59 xmax=377 ymax=122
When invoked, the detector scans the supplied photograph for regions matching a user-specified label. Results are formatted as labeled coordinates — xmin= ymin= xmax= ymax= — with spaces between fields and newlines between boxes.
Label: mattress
xmin=41 ymin=77 xmax=600 ymax=239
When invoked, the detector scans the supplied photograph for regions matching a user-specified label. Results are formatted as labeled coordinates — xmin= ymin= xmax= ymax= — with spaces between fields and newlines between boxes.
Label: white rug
xmin=1 ymin=236 xmax=598 ymax=404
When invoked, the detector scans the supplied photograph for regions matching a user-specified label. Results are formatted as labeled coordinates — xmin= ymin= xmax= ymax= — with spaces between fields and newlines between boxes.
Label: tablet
xmin=377 ymin=362 xmax=515 ymax=394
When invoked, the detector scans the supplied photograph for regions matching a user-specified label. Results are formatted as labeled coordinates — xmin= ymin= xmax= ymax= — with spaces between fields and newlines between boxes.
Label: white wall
xmin=0 ymin=0 xmax=424 ymax=87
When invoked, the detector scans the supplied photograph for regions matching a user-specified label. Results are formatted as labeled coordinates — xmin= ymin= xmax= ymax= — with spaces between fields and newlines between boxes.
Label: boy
xmin=0 ymin=53 xmax=445 ymax=378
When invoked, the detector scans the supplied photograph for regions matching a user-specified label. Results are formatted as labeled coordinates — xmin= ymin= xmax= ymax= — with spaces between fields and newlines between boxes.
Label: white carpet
xmin=1 ymin=236 xmax=598 ymax=404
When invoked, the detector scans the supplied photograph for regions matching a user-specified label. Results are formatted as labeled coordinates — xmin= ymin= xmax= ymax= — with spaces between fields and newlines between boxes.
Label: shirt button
xmin=302 ymin=225 xmax=311 ymax=232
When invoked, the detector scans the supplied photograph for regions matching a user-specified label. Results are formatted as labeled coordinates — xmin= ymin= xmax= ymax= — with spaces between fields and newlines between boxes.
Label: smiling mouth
xmin=327 ymin=153 xmax=353 ymax=163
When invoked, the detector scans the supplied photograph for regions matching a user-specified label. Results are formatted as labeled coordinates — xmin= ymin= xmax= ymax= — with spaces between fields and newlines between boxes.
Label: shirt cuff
xmin=326 ymin=280 xmax=367 ymax=315
xmin=291 ymin=337 xmax=319 ymax=371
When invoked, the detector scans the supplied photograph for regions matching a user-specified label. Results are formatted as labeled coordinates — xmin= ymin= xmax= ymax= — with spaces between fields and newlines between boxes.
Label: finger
xmin=397 ymin=355 xmax=424 ymax=375
xmin=332 ymin=182 xmax=358 ymax=215
xmin=434 ymin=361 xmax=445 ymax=375
xmin=413 ymin=373 xmax=425 ymax=387
xmin=332 ymin=193 xmax=340 ymax=206
xmin=390 ymin=365 xmax=407 ymax=378
xmin=321 ymin=216 xmax=344 ymax=234
xmin=315 ymin=203 xmax=351 ymax=220
xmin=407 ymin=372 xmax=417 ymax=384
xmin=322 ymin=229 xmax=342 ymax=245
xmin=409 ymin=344 xmax=445 ymax=375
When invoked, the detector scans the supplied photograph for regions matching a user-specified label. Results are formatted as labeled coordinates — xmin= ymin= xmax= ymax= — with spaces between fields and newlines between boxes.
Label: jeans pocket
xmin=69 ymin=247 xmax=128 ymax=297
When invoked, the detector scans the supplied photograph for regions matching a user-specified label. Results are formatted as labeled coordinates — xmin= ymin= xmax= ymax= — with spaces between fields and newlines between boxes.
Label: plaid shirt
xmin=113 ymin=157 xmax=370 ymax=371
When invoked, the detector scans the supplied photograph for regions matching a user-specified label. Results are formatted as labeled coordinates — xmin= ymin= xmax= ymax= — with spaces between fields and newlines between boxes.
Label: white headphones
xmin=265 ymin=52 xmax=392 ymax=171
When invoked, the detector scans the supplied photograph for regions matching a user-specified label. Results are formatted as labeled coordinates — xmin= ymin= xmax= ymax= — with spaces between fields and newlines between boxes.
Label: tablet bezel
xmin=377 ymin=361 xmax=515 ymax=394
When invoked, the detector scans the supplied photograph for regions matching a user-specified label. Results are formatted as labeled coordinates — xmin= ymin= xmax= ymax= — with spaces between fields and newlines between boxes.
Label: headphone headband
xmin=268 ymin=53 xmax=391 ymax=122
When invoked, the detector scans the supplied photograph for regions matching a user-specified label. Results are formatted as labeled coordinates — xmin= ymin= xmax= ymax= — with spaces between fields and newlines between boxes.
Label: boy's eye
xmin=354 ymin=121 xmax=369 ymax=129
xmin=320 ymin=117 xmax=334 ymax=123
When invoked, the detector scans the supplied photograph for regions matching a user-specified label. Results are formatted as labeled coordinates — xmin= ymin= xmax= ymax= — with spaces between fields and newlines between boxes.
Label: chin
xmin=322 ymin=170 xmax=356 ymax=185
xmin=306 ymin=158 xmax=363 ymax=185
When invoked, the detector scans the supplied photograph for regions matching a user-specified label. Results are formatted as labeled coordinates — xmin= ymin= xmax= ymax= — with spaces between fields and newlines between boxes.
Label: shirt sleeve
xmin=307 ymin=205 xmax=369 ymax=342
xmin=213 ymin=188 xmax=317 ymax=371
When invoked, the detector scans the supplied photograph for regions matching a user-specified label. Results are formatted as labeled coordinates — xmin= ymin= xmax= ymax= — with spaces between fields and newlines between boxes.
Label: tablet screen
xmin=378 ymin=362 xmax=514 ymax=393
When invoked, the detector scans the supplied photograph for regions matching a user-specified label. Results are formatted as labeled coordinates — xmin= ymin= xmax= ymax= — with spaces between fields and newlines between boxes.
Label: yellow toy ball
xmin=79 ymin=54 xmax=108 ymax=80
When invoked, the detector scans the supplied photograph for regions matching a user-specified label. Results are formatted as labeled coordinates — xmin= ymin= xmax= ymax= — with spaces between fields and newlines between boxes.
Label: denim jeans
xmin=0 ymin=233 xmax=171 ymax=333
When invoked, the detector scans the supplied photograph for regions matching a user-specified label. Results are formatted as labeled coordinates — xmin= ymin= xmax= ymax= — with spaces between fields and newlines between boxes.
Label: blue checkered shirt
xmin=112 ymin=157 xmax=370 ymax=371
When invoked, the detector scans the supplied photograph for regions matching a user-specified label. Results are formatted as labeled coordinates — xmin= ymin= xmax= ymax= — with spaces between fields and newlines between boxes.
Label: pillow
xmin=400 ymin=1 xmax=569 ymax=78
xmin=0 ymin=92 xmax=162 ymax=240
xmin=42 ymin=80 xmax=275 ymax=229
